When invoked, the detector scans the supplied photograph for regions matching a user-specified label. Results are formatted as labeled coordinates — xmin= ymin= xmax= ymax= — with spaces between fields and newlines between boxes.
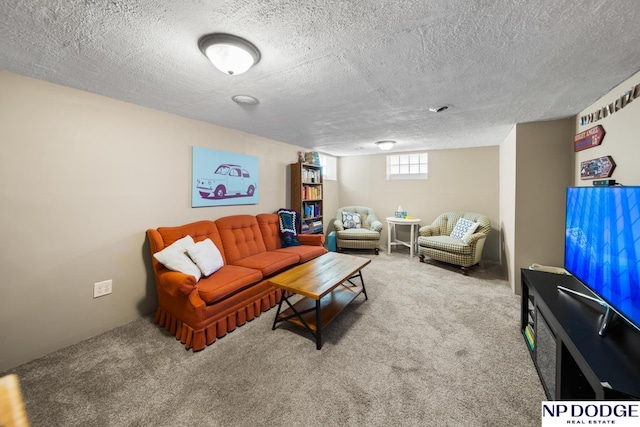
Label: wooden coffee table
xmin=269 ymin=252 xmax=371 ymax=349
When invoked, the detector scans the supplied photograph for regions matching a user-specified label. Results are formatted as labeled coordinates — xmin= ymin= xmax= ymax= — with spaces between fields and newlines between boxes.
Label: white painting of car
xmin=196 ymin=164 xmax=257 ymax=199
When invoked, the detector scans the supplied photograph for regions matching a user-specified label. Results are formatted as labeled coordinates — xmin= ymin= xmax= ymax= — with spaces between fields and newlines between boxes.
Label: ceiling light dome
xmin=198 ymin=33 xmax=261 ymax=76
xmin=375 ymin=140 xmax=396 ymax=150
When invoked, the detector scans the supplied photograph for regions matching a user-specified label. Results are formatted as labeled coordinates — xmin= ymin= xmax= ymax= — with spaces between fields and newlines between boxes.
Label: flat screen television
xmin=564 ymin=186 xmax=640 ymax=336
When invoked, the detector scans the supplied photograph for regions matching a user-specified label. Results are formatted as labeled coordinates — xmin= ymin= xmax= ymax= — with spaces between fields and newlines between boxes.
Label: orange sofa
xmin=146 ymin=213 xmax=327 ymax=351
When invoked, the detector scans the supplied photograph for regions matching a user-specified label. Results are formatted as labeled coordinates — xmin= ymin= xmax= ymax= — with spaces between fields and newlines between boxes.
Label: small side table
xmin=386 ymin=217 xmax=422 ymax=257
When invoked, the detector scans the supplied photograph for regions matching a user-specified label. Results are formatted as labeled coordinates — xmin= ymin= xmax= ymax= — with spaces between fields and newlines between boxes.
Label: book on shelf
xmin=304 ymin=205 xmax=316 ymax=218
xmin=524 ymin=325 xmax=535 ymax=350
xmin=302 ymin=168 xmax=321 ymax=183
xmin=300 ymin=220 xmax=322 ymax=234
xmin=301 ymin=186 xmax=322 ymax=200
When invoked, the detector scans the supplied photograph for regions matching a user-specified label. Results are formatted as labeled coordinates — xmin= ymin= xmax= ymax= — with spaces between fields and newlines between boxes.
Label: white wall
xmin=0 ymin=71 xmax=307 ymax=372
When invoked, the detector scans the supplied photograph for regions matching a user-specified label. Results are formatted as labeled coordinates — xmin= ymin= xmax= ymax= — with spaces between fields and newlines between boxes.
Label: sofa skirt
xmin=155 ymin=285 xmax=284 ymax=351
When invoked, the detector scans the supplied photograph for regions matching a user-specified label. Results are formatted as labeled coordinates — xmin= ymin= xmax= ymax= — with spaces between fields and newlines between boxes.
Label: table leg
xmin=410 ymin=224 xmax=415 ymax=257
xmin=315 ymin=299 xmax=322 ymax=350
xmin=387 ymin=221 xmax=392 ymax=254
xmin=271 ymin=290 xmax=286 ymax=330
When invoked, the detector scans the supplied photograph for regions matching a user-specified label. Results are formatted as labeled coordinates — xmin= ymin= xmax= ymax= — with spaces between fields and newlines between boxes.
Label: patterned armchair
xmin=417 ymin=211 xmax=490 ymax=274
xmin=333 ymin=206 xmax=383 ymax=254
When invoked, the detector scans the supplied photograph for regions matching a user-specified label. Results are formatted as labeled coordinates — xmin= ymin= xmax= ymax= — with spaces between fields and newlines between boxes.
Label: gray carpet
xmin=3 ymin=251 xmax=545 ymax=426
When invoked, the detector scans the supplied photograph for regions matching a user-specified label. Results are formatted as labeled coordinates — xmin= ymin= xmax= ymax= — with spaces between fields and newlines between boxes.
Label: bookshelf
xmin=290 ymin=162 xmax=323 ymax=234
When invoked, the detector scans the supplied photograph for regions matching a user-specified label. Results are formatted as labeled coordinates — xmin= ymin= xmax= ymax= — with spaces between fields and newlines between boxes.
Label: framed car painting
xmin=192 ymin=146 xmax=259 ymax=207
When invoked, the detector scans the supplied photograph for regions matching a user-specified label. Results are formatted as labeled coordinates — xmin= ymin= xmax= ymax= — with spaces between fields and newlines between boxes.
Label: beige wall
xmin=513 ymin=119 xmax=574 ymax=293
xmin=499 ymin=126 xmax=517 ymax=287
xmin=321 ymin=177 xmax=339 ymax=236
xmin=5 ymin=66 xmax=638 ymax=371
xmin=0 ymin=71 xmax=307 ymax=372
xmin=574 ymin=70 xmax=640 ymax=186
xmin=499 ymin=119 xmax=574 ymax=294
xmin=337 ymin=146 xmax=501 ymax=262
xmin=498 ymin=71 xmax=640 ymax=294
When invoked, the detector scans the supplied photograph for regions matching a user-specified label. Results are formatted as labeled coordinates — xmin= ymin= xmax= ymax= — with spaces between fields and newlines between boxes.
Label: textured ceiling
xmin=1 ymin=0 xmax=639 ymax=156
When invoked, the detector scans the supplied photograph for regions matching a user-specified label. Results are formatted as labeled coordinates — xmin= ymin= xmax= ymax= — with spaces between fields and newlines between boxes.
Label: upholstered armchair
xmin=333 ymin=206 xmax=383 ymax=254
xmin=417 ymin=211 xmax=491 ymax=274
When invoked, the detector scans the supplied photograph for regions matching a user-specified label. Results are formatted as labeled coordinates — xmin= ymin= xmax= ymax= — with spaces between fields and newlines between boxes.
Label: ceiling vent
xmin=429 ymin=105 xmax=449 ymax=113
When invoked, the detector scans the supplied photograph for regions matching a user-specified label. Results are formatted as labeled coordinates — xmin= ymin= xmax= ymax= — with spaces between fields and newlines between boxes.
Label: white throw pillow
xmin=153 ymin=235 xmax=202 ymax=281
xmin=187 ymin=238 xmax=224 ymax=277
xmin=450 ymin=218 xmax=479 ymax=244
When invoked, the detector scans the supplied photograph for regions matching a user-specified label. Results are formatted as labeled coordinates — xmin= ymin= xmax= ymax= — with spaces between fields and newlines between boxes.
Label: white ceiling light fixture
xmin=198 ymin=33 xmax=261 ymax=76
xmin=375 ymin=140 xmax=396 ymax=150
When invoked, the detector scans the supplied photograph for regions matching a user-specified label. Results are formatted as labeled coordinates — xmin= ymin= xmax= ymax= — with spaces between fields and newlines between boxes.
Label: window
xmin=319 ymin=154 xmax=337 ymax=181
xmin=386 ymin=153 xmax=428 ymax=180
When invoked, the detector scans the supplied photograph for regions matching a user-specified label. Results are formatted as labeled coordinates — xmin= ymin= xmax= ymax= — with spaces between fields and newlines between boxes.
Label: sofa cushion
xmin=419 ymin=235 xmax=473 ymax=255
xmin=275 ymin=245 xmax=328 ymax=263
xmin=232 ymin=251 xmax=300 ymax=276
xmin=277 ymin=209 xmax=300 ymax=248
xmin=257 ymin=213 xmax=285 ymax=250
xmin=336 ymin=228 xmax=380 ymax=240
xmin=196 ymin=265 xmax=263 ymax=305
xmin=215 ymin=215 xmax=268 ymax=264
xmin=256 ymin=213 xmax=328 ymax=262
xmin=450 ymin=218 xmax=479 ymax=243
xmin=153 ymin=235 xmax=202 ymax=281
xmin=342 ymin=212 xmax=362 ymax=229
xmin=156 ymin=220 xmax=227 ymax=264
xmin=187 ymin=238 xmax=224 ymax=276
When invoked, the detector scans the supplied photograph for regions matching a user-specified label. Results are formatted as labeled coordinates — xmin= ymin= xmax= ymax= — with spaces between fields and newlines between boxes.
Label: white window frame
xmin=386 ymin=152 xmax=428 ymax=180
xmin=319 ymin=154 xmax=337 ymax=181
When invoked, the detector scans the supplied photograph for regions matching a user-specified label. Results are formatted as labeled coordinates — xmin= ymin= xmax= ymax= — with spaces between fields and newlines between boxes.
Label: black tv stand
xmin=557 ymin=285 xmax=614 ymax=336
xmin=521 ymin=269 xmax=640 ymax=400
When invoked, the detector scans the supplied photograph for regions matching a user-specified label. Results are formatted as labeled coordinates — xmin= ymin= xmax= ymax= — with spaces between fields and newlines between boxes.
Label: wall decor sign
xmin=574 ymin=125 xmax=605 ymax=152
xmin=191 ymin=146 xmax=259 ymax=207
xmin=580 ymin=156 xmax=616 ymax=180
xmin=580 ymin=83 xmax=640 ymax=125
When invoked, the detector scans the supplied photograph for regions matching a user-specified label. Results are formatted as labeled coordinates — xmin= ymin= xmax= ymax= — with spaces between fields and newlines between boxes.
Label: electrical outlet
xmin=94 ymin=280 xmax=112 ymax=298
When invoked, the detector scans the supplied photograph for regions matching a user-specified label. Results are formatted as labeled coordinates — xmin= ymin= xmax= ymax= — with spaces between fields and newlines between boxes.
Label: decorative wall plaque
xmin=574 ymin=125 xmax=605 ymax=152
xmin=580 ymin=156 xmax=616 ymax=180
xmin=580 ymin=83 xmax=640 ymax=125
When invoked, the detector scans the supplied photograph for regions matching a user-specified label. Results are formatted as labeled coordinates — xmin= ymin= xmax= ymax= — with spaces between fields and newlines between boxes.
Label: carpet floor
xmin=3 ymin=250 xmax=545 ymax=426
